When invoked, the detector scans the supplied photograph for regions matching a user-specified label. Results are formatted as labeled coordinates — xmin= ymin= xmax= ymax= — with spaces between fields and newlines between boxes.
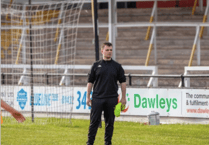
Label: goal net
xmin=1 ymin=0 xmax=84 ymax=124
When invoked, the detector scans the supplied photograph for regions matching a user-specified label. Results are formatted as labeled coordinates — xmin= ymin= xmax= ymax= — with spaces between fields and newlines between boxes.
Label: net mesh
xmin=1 ymin=0 xmax=84 ymax=123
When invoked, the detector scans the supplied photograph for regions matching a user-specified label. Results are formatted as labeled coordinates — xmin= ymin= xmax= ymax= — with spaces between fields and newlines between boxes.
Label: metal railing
xmin=179 ymin=66 xmax=209 ymax=88
xmin=188 ymin=26 xmax=200 ymax=67
xmin=145 ymin=26 xmax=156 ymax=66
xmin=2 ymin=72 xmax=209 ymax=88
xmin=1 ymin=64 xmax=158 ymax=87
xmin=2 ymin=0 xmax=209 ymax=88
xmin=199 ymin=1 xmax=209 ymax=38
xmin=192 ymin=0 xmax=198 ymax=15
xmin=145 ymin=0 xmax=156 ymax=40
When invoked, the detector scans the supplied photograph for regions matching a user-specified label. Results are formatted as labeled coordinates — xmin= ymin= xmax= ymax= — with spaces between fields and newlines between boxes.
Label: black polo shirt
xmin=88 ymin=59 xmax=126 ymax=99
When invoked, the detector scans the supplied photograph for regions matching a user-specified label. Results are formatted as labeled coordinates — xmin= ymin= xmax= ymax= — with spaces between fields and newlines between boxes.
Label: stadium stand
xmin=1 ymin=1 xmax=209 ymax=87
xmin=74 ymin=6 xmax=209 ymax=87
xmin=1 ymin=0 xmax=209 ymax=125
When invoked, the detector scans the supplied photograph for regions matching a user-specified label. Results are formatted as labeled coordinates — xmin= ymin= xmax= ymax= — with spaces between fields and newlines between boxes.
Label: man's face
xmin=101 ymin=45 xmax=112 ymax=60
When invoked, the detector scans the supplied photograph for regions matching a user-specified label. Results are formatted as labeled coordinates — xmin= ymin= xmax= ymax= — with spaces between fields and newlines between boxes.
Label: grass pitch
xmin=1 ymin=118 xmax=209 ymax=145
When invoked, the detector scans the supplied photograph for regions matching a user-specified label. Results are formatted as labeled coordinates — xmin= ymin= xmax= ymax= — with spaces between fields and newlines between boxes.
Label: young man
xmin=86 ymin=42 xmax=126 ymax=145
xmin=1 ymin=99 xmax=26 ymax=123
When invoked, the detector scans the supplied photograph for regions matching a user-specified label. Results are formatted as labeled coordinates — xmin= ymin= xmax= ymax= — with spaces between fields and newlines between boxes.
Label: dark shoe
xmin=99 ymin=122 xmax=102 ymax=128
xmin=105 ymin=141 xmax=112 ymax=145
xmin=86 ymin=141 xmax=93 ymax=145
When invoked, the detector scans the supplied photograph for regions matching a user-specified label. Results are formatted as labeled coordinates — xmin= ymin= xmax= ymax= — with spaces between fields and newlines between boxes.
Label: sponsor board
xmin=1 ymin=86 xmax=15 ymax=109
xmin=182 ymin=90 xmax=209 ymax=118
xmin=1 ymin=86 xmax=209 ymax=118
xmin=5 ymin=86 xmax=90 ymax=113
xmin=120 ymin=89 xmax=181 ymax=117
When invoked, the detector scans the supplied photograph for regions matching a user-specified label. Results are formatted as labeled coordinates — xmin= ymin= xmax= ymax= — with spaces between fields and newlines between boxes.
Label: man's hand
xmin=120 ymin=97 xmax=126 ymax=105
xmin=86 ymin=83 xmax=93 ymax=106
xmin=120 ymin=82 xmax=126 ymax=105
xmin=86 ymin=97 xmax=92 ymax=106
xmin=1 ymin=100 xmax=25 ymax=123
xmin=11 ymin=110 xmax=26 ymax=123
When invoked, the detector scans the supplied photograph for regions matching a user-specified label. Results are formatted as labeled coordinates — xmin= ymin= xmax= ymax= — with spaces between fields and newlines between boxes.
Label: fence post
xmin=181 ymin=74 xmax=184 ymax=88
xmin=46 ymin=73 xmax=49 ymax=85
xmin=2 ymin=73 xmax=5 ymax=84
xmin=128 ymin=73 xmax=132 ymax=86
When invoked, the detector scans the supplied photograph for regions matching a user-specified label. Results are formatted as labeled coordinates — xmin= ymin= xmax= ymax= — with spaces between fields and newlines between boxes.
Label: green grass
xmin=1 ymin=118 xmax=209 ymax=145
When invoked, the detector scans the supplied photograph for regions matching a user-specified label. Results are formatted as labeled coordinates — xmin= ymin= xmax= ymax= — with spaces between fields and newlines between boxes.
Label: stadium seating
xmin=1 ymin=7 xmax=209 ymax=87
xmin=75 ymin=7 xmax=209 ymax=87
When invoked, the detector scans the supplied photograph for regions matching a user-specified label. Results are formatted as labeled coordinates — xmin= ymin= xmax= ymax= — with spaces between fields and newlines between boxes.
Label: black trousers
xmin=87 ymin=97 xmax=118 ymax=145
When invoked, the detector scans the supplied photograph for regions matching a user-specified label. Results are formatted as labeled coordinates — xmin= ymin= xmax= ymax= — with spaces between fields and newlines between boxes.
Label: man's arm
xmin=86 ymin=83 xmax=93 ymax=106
xmin=87 ymin=62 xmax=95 ymax=106
xmin=1 ymin=100 xmax=26 ymax=123
xmin=120 ymin=82 xmax=126 ymax=105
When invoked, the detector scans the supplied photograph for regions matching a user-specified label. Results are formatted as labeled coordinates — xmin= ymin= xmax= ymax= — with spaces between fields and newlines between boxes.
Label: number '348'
xmin=76 ymin=91 xmax=92 ymax=110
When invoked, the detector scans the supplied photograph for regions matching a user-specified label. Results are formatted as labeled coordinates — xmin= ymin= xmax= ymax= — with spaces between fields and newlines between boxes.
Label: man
xmin=1 ymin=99 xmax=26 ymax=123
xmin=86 ymin=42 xmax=126 ymax=145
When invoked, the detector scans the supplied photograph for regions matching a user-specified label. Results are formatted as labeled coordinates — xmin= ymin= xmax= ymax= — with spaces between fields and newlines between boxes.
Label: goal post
xmin=1 ymin=0 xmax=84 ymax=124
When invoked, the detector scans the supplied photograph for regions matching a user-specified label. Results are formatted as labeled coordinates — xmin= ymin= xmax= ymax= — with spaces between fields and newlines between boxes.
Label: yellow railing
xmin=1 ymin=31 xmax=12 ymax=50
xmin=188 ymin=44 xmax=197 ymax=67
xmin=14 ymin=29 xmax=23 ymax=64
xmin=1 ymin=50 xmax=5 ymax=59
xmin=91 ymin=0 xmax=94 ymax=31
xmin=2 ymin=10 xmax=59 ymax=60
xmin=54 ymin=44 xmax=61 ymax=64
xmin=145 ymin=16 xmax=154 ymax=40
xmin=1 ymin=29 xmax=22 ymax=60
xmin=6 ymin=0 xmax=13 ymax=20
xmin=5 ymin=10 xmax=59 ymax=26
xmin=192 ymin=0 xmax=198 ymax=15
xmin=15 ymin=44 xmax=22 ymax=64
xmin=106 ymin=31 xmax=109 ymax=41
xmin=54 ymin=19 xmax=62 ymax=42
xmin=199 ymin=15 xmax=207 ymax=38
xmin=145 ymin=44 xmax=153 ymax=66
xmin=54 ymin=6 xmax=63 ymax=64
xmin=188 ymin=25 xmax=200 ymax=67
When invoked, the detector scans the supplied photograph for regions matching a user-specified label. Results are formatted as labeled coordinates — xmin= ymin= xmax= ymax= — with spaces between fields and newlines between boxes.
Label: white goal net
xmin=1 ymin=0 xmax=84 ymax=123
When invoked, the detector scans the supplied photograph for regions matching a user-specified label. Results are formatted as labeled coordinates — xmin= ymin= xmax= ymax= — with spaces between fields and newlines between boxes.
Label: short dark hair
xmin=101 ymin=42 xmax=112 ymax=50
